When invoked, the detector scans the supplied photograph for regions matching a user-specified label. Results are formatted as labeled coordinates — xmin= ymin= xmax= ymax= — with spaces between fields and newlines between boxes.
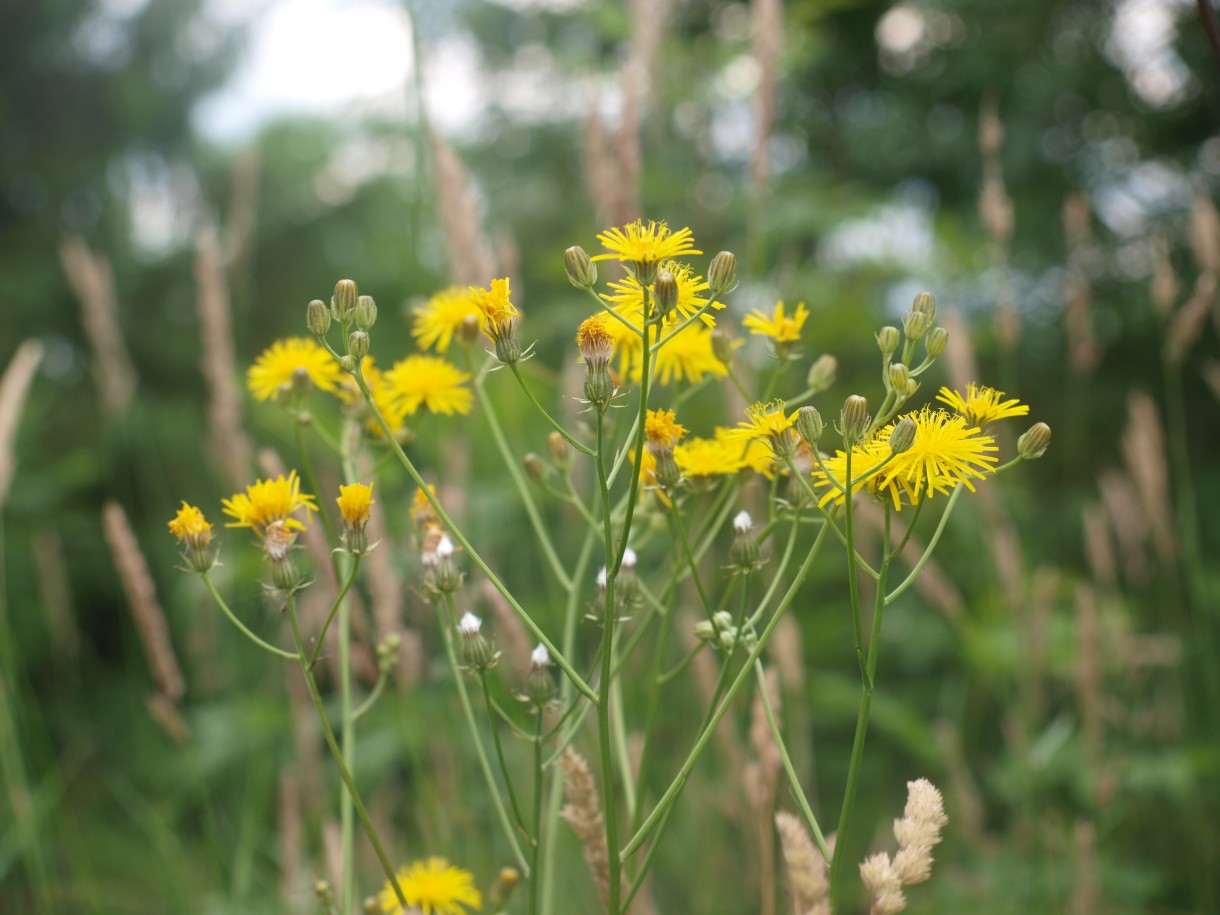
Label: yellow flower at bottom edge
xmin=379 ymin=857 xmax=483 ymax=915
xmin=247 ymin=337 xmax=341 ymax=401
xmin=383 ymin=355 xmax=474 ymax=417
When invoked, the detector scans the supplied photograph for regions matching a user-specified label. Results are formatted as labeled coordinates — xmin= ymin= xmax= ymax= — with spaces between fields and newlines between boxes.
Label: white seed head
xmin=436 ymin=535 xmax=455 ymax=559
xmin=530 ymin=643 xmax=551 ymax=668
xmin=458 ymin=612 xmax=482 ymax=635
xmin=733 ymin=510 xmax=753 ymax=534
xmin=622 ymin=547 xmax=637 ymax=570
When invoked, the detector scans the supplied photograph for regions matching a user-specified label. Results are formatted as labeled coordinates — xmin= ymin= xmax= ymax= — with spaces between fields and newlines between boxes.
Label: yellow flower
xmin=337 ymin=482 xmax=374 ymax=530
xmin=383 ymin=355 xmax=474 ymax=416
xmin=338 ymin=357 xmax=410 ymax=438
xmin=168 ymin=502 xmax=212 ymax=549
xmin=576 ymin=314 xmax=615 ymax=363
xmin=645 ymin=408 xmax=686 ymax=448
xmin=469 ymin=278 xmax=518 ymax=331
xmin=674 ymin=435 xmax=742 ymax=478
xmin=743 ymin=300 xmax=809 ymax=344
xmin=603 ymin=260 xmax=725 ymax=327
xmin=247 ymin=337 xmax=341 ymax=402
xmin=653 ymin=323 xmax=729 ymax=385
xmin=379 ymin=857 xmax=483 ymax=915
xmin=222 ymin=471 xmax=317 ymax=534
xmin=592 ymin=220 xmax=701 ymax=272
xmin=811 ymin=436 xmax=894 ymax=508
xmin=413 ymin=287 xmax=482 ymax=353
xmin=730 ymin=400 xmax=799 ymax=459
xmin=936 ymin=383 xmax=1029 ymax=429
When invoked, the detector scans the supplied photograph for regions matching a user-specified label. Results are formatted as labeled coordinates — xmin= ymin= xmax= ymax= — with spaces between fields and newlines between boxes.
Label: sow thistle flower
xmin=645 ymin=407 xmax=686 ymax=489
xmin=222 ymin=471 xmax=317 ymax=535
xmin=601 ymin=310 xmax=729 ymax=386
xmin=731 ymin=400 xmax=800 ymax=460
xmin=576 ymin=314 xmax=616 ymax=406
xmin=336 ymin=482 xmax=375 ymax=554
xmin=592 ymin=219 xmax=701 ymax=283
xmin=936 ymin=383 xmax=1029 ymax=429
xmin=168 ymin=502 xmax=216 ymax=572
xmin=383 ymin=355 xmax=474 ymax=417
xmin=603 ymin=260 xmax=724 ymax=327
xmin=743 ymin=300 xmax=809 ymax=347
xmin=469 ymin=277 xmax=522 ymax=364
xmin=247 ymin=337 xmax=342 ymax=402
xmin=413 ymin=286 xmax=483 ymax=354
xmin=379 ymin=857 xmax=483 ymax=915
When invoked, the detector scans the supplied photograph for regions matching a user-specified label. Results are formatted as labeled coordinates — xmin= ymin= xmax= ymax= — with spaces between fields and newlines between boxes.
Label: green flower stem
xmin=724 ymin=364 xmax=754 ymax=403
xmin=612 ymin=313 xmax=653 ymax=575
xmin=352 ymin=369 xmax=595 ymax=702
xmin=844 ymin=444 xmax=867 ymax=685
xmin=622 ymin=523 xmax=830 ymax=860
xmin=992 ymin=455 xmax=1026 ymax=474
xmin=294 ymin=419 xmax=339 ymax=568
xmin=788 ymin=454 xmax=881 ymax=582
xmin=351 ymin=667 xmax=388 ymax=722
xmin=888 ymin=497 xmax=925 ymax=559
xmin=339 ymin=558 xmax=355 ymax=915
xmin=657 ymin=642 xmax=705 ymax=686
xmin=754 ymin=659 xmax=831 ymax=862
xmin=473 ymin=367 xmax=574 ymax=592
xmin=885 ymin=484 xmax=963 ymax=606
xmin=437 ymin=598 xmax=530 ymax=874
xmin=670 ymin=500 xmax=715 ymax=622
xmin=622 ymin=805 xmax=673 ymax=911
xmin=649 ymin=299 xmax=720 ymax=351
xmin=479 ymin=671 xmax=532 ymax=842
xmin=746 ymin=516 xmax=802 ymax=629
xmin=284 ymin=595 xmax=407 ymax=910
xmin=306 ymin=556 xmax=362 ymax=668
xmin=508 ymin=362 xmax=596 ymax=457
xmin=530 ymin=710 xmax=545 ymax=915
xmin=828 ymin=505 xmax=892 ymax=910
xmin=610 ymin=660 xmax=636 ymax=822
xmin=200 ymin=573 xmax=299 ymax=660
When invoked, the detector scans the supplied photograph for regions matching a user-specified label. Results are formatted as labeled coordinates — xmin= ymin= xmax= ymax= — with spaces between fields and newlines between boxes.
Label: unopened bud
xmin=523 ymin=453 xmax=548 ymax=485
xmin=547 ymin=431 xmax=571 ymax=472
xmin=708 ymin=251 xmax=738 ymax=297
xmin=348 ymin=331 xmax=369 ymax=361
xmin=339 ymin=354 xmax=357 ymax=374
xmin=459 ymin=612 xmax=496 ymax=670
xmin=1018 ymin=422 xmax=1052 ymax=460
xmin=711 ymin=328 xmax=734 ymax=365
xmin=840 ymin=395 xmax=870 ymax=445
xmin=354 ymin=295 xmax=378 ymax=331
xmin=911 ymin=290 xmax=937 ymax=323
xmin=527 ymin=644 xmax=557 ymax=706
xmin=564 ymin=246 xmax=597 ymax=288
xmin=924 ymin=326 xmax=949 ymax=359
xmin=806 ymin=354 xmax=837 ymax=393
xmin=653 ymin=270 xmax=679 ymax=318
xmin=903 ymin=310 xmax=930 ymax=342
xmin=876 ymin=326 xmax=900 ymax=359
xmin=888 ymin=417 xmax=917 ymax=453
xmin=362 ymin=899 xmax=379 ymax=915
xmin=730 ymin=510 xmax=760 ymax=573
xmin=307 ymin=299 xmax=331 ymax=336
xmin=291 ymin=367 xmax=313 ymax=398
xmin=333 ymin=279 xmax=358 ymax=321
xmin=888 ymin=362 xmax=910 ymax=392
xmin=694 ymin=619 xmax=716 ymax=642
xmin=315 ymin=880 xmax=335 ymax=907
xmin=795 ymin=406 xmax=823 ymax=445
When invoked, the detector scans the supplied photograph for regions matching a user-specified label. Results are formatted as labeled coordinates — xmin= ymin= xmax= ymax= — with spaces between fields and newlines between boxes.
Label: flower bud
xmin=924 ymin=326 xmax=949 ymax=359
xmin=1018 ymin=422 xmax=1052 ymax=460
xmin=840 ymin=395 xmax=871 ymax=445
xmin=888 ymin=416 xmax=917 ymax=454
xmin=348 ymin=330 xmax=369 ymax=361
xmin=459 ymin=612 xmax=496 ymax=671
xmin=711 ymin=328 xmax=734 ymax=365
xmin=729 ymin=510 xmax=760 ymax=574
xmin=339 ymin=354 xmax=357 ymax=374
xmin=333 ymin=279 xmax=358 ymax=322
xmin=526 ymin=644 xmax=557 ymax=706
xmin=876 ymin=326 xmax=900 ymax=359
xmin=617 ymin=546 xmax=640 ymax=607
xmin=911 ymin=290 xmax=937 ymax=324
xmin=291 ymin=367 xmax=313 ymax=399
xmin=424 ymin=534 xmax=463 ymax=594
xmin=307 ymin=299 xmax=331 ymax=336
xmin=653 ymin=270 xmax=679 ymax=318
xmin=694 ymin=619 xmax=716 ymax=642
xmin=888 ymin=362 xmax=910 ymax=392
xmin=795 ymin=405 xmax=823 ymax=445
xmin=806 ymin=354 xmax=837 ymax=393
xmin=564 ymin=245 xmax=597 ymax=289
xmin=354 ymin=295 xmax=378 ymax=331
xmin=523 ymin=452 xmax=548 ymax=485
xmin=708 ymin=251 xmax=738 ymax=297
xmin=362 ymin=898 xmax=379 ymax=915
xmin=547 ymin=431 xmax=571 ymax=472
xmin=903 ymin=310 xmax=930 ymax=342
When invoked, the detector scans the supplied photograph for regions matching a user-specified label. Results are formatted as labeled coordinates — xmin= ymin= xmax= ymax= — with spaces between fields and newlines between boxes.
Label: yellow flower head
xmin=603 ymin=260 xmax=724 ymax=327
xmin=338 ymin=357 xmax=410 ymax=438
xmin=868 ymin=407 xmax=998 ymax=509
xmin=379 ymin=857 xmax=483 ymax=915
xmin=337 ymin=482 xmax=374 ymax=531
xmin=469 ymin=278 xmax=518 ymax=330
xmin=413 ymin=287 xmax=483 ymax=353
xmin=653 ymin=322 xmax=730 ymax=385
xmin=730 ymin=400 xmax=799 ymax=458
xmin=811 ymin=436 xmax=894 ymax=508
xmin=592 ymin=220 xmax=701 ymax=276
xmin=222 ymin=471 xmax=317 ymax=534
xmin=383 ymin=355 xmax=474 ymax=417
xmin=936 ymin=383 xmax=1029 ymax=429
xmin=576 ymin=314 xmax=615 ymax=363
xmin=743 ymin=300 xmax=809 ymax=344
xmin=168 ymin=502 xmax=212 ymax=549
xmin=674 ymin=435 xmax=742 ymax=478
xmin=247 ymin=337 xmax=342 ymax=402
xmin=645 ymin=408 xmax=686 ymax=449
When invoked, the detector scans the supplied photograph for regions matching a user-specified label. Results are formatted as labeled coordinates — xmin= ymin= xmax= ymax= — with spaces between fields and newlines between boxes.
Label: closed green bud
xmin=806 ymin=353 xmax=837 ymax=393
xmin=339 ymin=354 xmax=357 ymax=374
xmin=564 ymin=246 xmax=597 ymax=289
xmin=711 ymin=328 xmax=734 ymax=365
xmin=653 ymin=270 xmax=679 ymax=318
xmin=458 ymin=613 xmax=496 ymax=671
xmin=1018 ymin=422 xmax=1052 ymax=460
xmin=291 ymin=367 xmax=313 ymax=398
xmin=354 ymin=295 xmax=377 ymax=330
xmin=694 ymin=619 xmax=716 ymax=642
xmin=708 ymin=250 xmax=738 ymax=297
xmin=729 ymin=510 xmax=761 ymax=574
xmin=333 ymin=279 xmax=358 ymax=321
xmin=840 ymin=395 xmax=871 ymax=445
xmin=547 ymin=431 xmax=571 ymax=472
xmin=903 ymin=310 xmax=930 ymax=342
xmin=796 ymin=405 xmax=823 ymax=444
xmin=348 ymin=330 xmax=369 ymax=361
xmin=888 ymin=362 xmax=910 ymax=391
xmin=307 ymin=299 xmax=331 ymax=336
xmin=924 ymin=326 xmax=949 ymax=359
xmin=912 ymin=290 xmax=937 ymax=323
xmin=888 ymin=417 xmax=917 ymax=453
xmin=523 ymin=452 xmax=548 ymax=485
xmin=527 ymin=645 xmax=557 ymax=706
xmin=877 ymin=326 xmax=900 ymax=359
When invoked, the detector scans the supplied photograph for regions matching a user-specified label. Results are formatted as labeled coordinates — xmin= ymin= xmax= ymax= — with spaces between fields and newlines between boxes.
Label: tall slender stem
xmin=201 ymin=573 xmax=298 ymax=660
xmin=530 ymin=710 xmax=545 ymax=915
xmin=480 ymin=672 xmax=531 ymax=840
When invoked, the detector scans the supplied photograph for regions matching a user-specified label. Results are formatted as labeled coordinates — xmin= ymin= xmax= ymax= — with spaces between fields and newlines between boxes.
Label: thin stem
xmin=294 ymin=419 xmax=339 ymax=572
xmin=480 ymin=672 xmax=532 ymax=841
xmin=509 ymin=362 xmax=596 ymax=456
xmin=530 ymin=711 xmax=545 ymax=915
xmin=844 ymin=444 xmax=866 ymax=679
xmin=200 ymin=573 xmax=298 ymax=660
xmin=339 ymin=556 xmax=354 ymax=915
xmin=885 ymin=484 xmax=963 ymax=605
xmin=352 ymin=668 xmax=388 ymax=722
xmin=307 ymin=556 xmax=362 ymax=668
xmin=670 ymin=500 xmax=715 ymax=622
xmin=284 ymin=596 xmax=406 ymax=909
